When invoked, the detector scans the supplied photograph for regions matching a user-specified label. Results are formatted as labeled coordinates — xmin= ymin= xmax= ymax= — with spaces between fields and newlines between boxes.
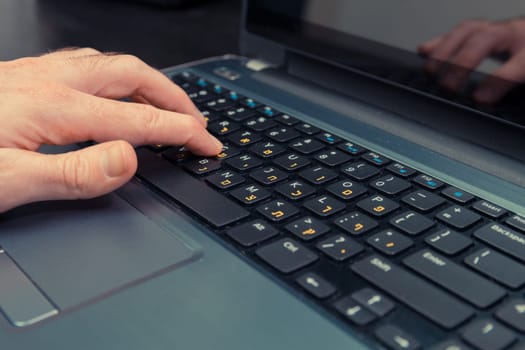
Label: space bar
xmin=135 ymin=148 xmax=249 ymax=227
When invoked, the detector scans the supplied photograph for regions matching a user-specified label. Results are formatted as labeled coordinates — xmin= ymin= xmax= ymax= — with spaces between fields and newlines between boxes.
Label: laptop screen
xmin=246 ymin=0 xmax=525 ymax=130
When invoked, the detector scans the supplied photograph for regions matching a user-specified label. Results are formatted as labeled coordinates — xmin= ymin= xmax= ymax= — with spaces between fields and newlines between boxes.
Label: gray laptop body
xmin=1 ymin=1 xmax=524 ymax=349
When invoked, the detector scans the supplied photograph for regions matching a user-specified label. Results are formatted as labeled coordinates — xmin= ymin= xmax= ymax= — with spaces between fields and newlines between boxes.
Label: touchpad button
xmin=0 ymin=193 xmax=200 ymax=311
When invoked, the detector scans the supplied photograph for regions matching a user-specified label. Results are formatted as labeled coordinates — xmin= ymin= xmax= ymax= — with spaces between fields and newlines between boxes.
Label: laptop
xmin=1 ymin=0 xmax=525 ymax=349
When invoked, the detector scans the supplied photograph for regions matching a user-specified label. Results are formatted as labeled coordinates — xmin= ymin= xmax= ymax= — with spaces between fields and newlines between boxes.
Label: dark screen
xmin=246 ymin=0 xmax=525 ymax=128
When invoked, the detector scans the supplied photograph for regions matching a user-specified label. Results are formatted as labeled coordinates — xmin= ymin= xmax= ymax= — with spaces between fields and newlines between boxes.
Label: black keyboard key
xmin=275 ymin=113 xmax=299 ymax=126
xmin=266 ymin=127 xmax=301 ymax=143
xmin=230 ymin=184 xmax=271 ymax=205
xmin=249 ymin=141 xmax=285 ymax=158
xmin=430 ymin=340 xmax=473 ymax=350
xmin=316 ymin=234 xmax=364 ymax=261
xmin=188 ymin=89 xmax=214 ymax=103
xmin=327 ymin=180 xmax=367 ymax=201
xmin=206 ymin=170 xmax=245 ymax=190
xmin=209 ymin=83 xmax=228 ymax=95
xmin=505 ymin=214 xmax=525 ymax=233
xmin=162 ymin=147 xmax=193 ymax=163
xmin=341 ymin=161 xmax=380 ymax=181
xmin=245 ymin=115 xmax=277 ymax=131
xmin=195 ymin=77 xmax=209 ymax=88
xmin=250 ymin=166 xmax=288 ymax=185
xmin=473 ymin=223 xmax=525 ymax=263
xmin=465 ymin=248 xmax=525 ymax=289
xmin=425 ymin=228 xmax=473 ymax=255
xmin=352 ymin=255 xmax=474 ymax=329
xmin=273 ymin=153 xmax=311 ymax=171
xmin=362 ymin=152 xmax=390 ymax=166
xmin=357 ymin=195 xmax=400 ymax=217
xmin=257 ymin=200 xmax=299 ymax=222
xmin=334 ymin=211 xmax=378 ymax=235
xmin=472 ymin=200 xmax=508 ymax=219
xmin=315 ymin=149 xmax=351 ymax=166
xmin=403 ymin=190 xmax=445 ymax=212
xmin=226 ymin=154 xmax=263 ymax=171
xmin=205 ymin=97 xmax=235 ymax=112
xmin=296 ymin=272 xmax=336 ymax=299
xmin=285 ymin=216 xmax=330 ymax=241
xmin=255 ymin=238 xmax=318 ymax=274
xmin=222 ymin=107 xmax=255 ymax=122
xmin=375 ymin=325 xmax=421 ymax=350
xmin=441 ymin=186 xmax=475 ymax=204
xmin=370 ymin=175 xmax=411 ymax=196
xmin=315 ymin=132 xmax=342 ymax=145
xmin=276 ymin=180 xmax=315 ymax=200
xmin=240 ymin=98 xmax=261 ymax=109
xmin=227 ymin=130 xmax=262 ymax=147
xmin=215 ymin=144 xmax=240 ymax=160
xmin=390 ymin=211 xmax=435 ymax=235
xmin=299 ymin=166 xmax=337 ymax=185
xmin=136 ymin=149 xmax=249 ymax=228
xmin=368 ymin=230 xmax=414 ymax=256
xmin=495 ymin=299 xmax=525 ymax=332
xmin=257 ymin=105 xmax=280 ymax=117
xmin=414 ymin=174 xmax=444 ymax=190
xmin=208 ymin=119 xmax=240 ymax=136
xmin=226 ymin=220 xmax=278 ymax=247
xmin=304 ymin=195 xmax=346 ymax=217
xmin=386 ymin=162 xmax=416 ymax=177
xmin=201 ymin=110 xmax=220 ymax=123
xmin=461 ymin=319 xmax=516 ymax=350
xmin=436 ymin=206 xmax=481 ymax=230
xmin=404 ymin=250 xmax=506 ymax=308
xmin=334 ymin=296 xmax=377 ymax=326
xmin=337 ymin=141 xmax=365 ymax=155
xmin=352 ymin=288 xmax=395 ymax=317
xmin=295 ymin=122 xmax=320 ymax=135
xmin=225 ymin=91 xmax=244 ymax=103
xmin=183 ymin=158 xmax=221 ymax=175
xmin=289 ymin=138 xmax=325 ymax=154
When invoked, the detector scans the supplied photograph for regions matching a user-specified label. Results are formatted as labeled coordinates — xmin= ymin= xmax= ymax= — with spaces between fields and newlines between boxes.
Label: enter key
xmin=404 ymin=249 xmax=506 ymax=309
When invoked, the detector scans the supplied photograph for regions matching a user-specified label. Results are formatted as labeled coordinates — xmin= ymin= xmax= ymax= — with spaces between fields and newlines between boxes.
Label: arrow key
xmin=375 ymin=325 xmax=421 ymax=350
xmin=296 ymin=272 xmax=336 ymax=299
xmin=352 ymin=288 xmax=395 ymax=317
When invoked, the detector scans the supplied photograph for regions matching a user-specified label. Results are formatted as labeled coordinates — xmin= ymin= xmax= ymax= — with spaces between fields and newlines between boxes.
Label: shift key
xmin=352 ymin=255 xmax=473 ymax=329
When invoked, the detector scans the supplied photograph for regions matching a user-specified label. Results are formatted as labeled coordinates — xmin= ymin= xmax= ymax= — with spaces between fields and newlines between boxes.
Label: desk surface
xmin=0 ymin=0 xmax=240 ymax=68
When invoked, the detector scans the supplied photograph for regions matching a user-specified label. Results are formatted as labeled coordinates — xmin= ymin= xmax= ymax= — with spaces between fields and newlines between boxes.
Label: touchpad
xmin=0 ymin=191 xmax=200 ymax=312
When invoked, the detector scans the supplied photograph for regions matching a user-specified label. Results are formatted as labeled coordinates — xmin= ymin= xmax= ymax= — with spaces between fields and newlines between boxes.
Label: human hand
xmin=0 ymin=48 xmax=222 ymax=212
xmin=419 ymin=18 xmax=525 ymax=103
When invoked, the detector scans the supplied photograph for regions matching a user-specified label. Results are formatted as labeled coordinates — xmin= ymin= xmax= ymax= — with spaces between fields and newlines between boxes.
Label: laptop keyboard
xmin=136 ymin=71 xmax=525 ymax=350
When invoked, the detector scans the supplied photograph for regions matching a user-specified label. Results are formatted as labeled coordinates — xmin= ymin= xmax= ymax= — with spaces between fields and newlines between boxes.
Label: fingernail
xmin=102 ymin=144 xmax=127 ymax=178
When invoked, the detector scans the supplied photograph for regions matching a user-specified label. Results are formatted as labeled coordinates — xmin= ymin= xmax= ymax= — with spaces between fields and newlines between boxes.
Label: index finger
xmin=43 ymin=52 xmax=206 ymax=127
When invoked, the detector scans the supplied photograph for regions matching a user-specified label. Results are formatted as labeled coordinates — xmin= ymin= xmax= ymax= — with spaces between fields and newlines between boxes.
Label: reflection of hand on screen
xmin=418 ymin=18 xmax=525 ymax=104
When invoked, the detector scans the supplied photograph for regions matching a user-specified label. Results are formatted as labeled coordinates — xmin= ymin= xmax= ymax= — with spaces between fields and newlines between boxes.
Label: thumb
xmin=0 ymin=140 xmax=137 ymax=213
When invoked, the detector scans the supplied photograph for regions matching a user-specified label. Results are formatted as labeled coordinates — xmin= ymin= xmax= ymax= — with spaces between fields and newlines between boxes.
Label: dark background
xmin=0 ymin=0 xmax=241 ymax=68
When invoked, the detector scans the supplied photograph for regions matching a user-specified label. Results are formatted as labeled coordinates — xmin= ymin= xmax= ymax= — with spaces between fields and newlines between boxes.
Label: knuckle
xmin=117 ymin=54 xmax=147 ymax=71
xmin=139 ymin=104 xmax=163 ymax=136
xmin=61 ymin=154 xmax=93 ymax=198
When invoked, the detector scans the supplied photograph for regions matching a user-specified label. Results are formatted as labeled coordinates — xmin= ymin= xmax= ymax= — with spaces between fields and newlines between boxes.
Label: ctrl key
xmin=255 ymin=238 xmax=318 ymax=274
